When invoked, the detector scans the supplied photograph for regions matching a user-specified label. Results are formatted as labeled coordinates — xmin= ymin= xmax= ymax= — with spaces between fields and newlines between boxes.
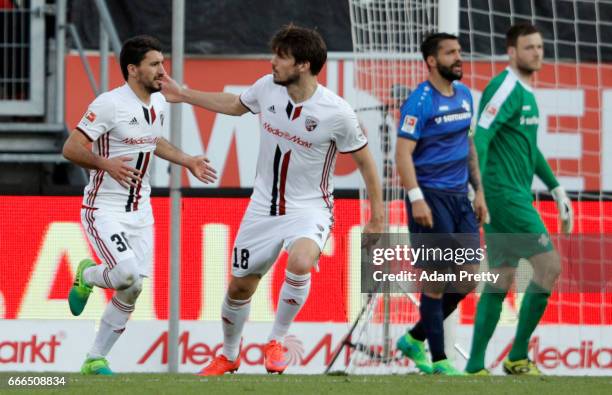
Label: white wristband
xmin=407 ymin=187 xmax=424 ymax=203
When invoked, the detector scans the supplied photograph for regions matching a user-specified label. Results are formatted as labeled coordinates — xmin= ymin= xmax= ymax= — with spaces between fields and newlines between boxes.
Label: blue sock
xmin=419 ymin=294 xmax=446 ymax=362
xmin=410 ymin=291 xmax=467 ymax=341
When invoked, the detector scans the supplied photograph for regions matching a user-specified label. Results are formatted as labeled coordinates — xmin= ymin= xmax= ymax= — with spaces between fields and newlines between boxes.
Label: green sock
xmin=508 ymin=281 xmax=550 ymax=361
xmin=465 ymin=284 xmax=507 ymax=373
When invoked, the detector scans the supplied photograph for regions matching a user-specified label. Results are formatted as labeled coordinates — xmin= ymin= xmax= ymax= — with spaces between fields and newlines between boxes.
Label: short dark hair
xmin=270 ymin=24 xmax=327 ymax=76
xmin=119 ymin=35 xmax=163 ymax=81
xmin=420 ymin=32 xmax=459 ymax=63
xmin=506 ymin=22 xmax=540 ymax=48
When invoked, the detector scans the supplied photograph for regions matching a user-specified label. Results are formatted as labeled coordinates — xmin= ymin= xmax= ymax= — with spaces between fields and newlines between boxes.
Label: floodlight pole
xmin=168 ymin=0 xmax=185 ymax=374
xmin=99 ymin=19 xmax=109 ymax=93
xmin=54 ymin=0 xmax=66 ymax=123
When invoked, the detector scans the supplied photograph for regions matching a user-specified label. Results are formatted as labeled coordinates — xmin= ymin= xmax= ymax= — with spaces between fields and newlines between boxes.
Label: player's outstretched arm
xmin=395 ymin=137 xmax=433 ymax=228
xmin=159 ymin=74 xmax=249 ymax=116
xmin=62 ymin=129 xmax=142 ymax=189
xmin=352 ymin=146 xmax=384 ymax=234
xmin=154 ymin=138 xmax=217 ymax=184
xmin=468 ymin=137 xmax=489 ymax=225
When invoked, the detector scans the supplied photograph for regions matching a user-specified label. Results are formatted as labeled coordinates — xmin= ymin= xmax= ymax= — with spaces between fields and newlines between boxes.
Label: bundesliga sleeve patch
xmin=79 ymin=110 xmax=97 ymax=128
xmin=486 ymin=105 xmax=498 ymax=116
xmin=85 ymin=110 xmax=96 ymax=123
xmin=478 ymin=104 xmax=498 ymax=129
xmin=400 ymin=115 xmax=417 ymax=134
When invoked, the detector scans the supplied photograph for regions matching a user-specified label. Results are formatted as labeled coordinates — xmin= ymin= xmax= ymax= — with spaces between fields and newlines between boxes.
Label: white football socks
xmin=221 ymin=295 xmax=251 ymax=361
xmin=83 ymin=265 xmax=114 ymax=289
xmin=268 ymin=270 xmax=311 ymax=342
xmin=88 ymin=295 xmax=134 ymax=359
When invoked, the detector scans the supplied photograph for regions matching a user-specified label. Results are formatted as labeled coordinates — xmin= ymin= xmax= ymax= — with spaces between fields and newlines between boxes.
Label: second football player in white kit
xmin=161 ymin=24 xmax=384 ymax=375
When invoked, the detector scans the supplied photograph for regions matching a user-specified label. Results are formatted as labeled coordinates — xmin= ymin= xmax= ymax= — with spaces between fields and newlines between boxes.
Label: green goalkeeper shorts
xmin=483 ymin=194 xmax=554 ymax=268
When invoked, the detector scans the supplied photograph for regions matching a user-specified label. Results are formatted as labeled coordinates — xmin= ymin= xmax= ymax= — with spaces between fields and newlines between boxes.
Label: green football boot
xmin=466 ymin=368 xmax=491 ymax=375
xmin=68 ymin=259 xmax=95 ymax=316
xmin=432 ymin=359 xmax=464 ymax=375
xmin=81 ymin=357 xmax=113 ymax=375
xmin=503 ymin=358 xmax=542 ymax=375
xmin=396 ymin=333 xmax=433 ymax=374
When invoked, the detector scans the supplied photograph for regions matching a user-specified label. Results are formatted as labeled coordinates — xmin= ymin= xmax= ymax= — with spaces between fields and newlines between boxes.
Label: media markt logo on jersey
xmin=305 ymin=116 xmax=318 ymax=132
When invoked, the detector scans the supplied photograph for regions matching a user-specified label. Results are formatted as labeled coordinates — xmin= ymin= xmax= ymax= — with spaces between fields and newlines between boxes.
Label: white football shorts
xmin=231 ymin=206 xmax=333 ymax=277
xmin=81 ymin=206 xmax=154 ymax=277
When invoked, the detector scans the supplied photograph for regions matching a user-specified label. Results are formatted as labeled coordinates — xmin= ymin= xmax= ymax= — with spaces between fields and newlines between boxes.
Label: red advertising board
xmin=0 ymin=196 xmax=609 ymax=325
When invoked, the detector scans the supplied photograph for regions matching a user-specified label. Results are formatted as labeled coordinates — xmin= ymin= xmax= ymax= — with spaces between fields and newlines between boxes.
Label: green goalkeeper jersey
xmin=474 ymin=67 xmax=558 ymax=200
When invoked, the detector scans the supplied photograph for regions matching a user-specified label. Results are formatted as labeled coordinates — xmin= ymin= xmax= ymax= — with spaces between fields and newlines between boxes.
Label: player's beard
xmin=273 ymin=70 xmax=300 ymax=87
xmin=516 ymin=58 xmax=541 ymax=75
xmin=437 ymin=61 xmax=463 ymax=82
xmin=139 ymin=73 xmax=162 ymax=93
xmin=144 ymin=79 xmax=162 ymax=94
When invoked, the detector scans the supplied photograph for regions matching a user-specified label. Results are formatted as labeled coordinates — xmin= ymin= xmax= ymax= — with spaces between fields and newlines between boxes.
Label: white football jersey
xmin=76 ymin=84 xmax=167 ymax=213
xmin=240 ymin=74 xmax=367 ymax=215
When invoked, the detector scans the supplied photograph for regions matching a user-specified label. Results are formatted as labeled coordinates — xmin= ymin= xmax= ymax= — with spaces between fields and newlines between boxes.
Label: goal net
xmin=344 ymin=0 xmax=612 ymax=375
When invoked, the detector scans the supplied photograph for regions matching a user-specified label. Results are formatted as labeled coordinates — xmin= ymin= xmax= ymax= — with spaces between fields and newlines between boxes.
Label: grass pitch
xmin=0 ymin=373 xmax=610 ymax=394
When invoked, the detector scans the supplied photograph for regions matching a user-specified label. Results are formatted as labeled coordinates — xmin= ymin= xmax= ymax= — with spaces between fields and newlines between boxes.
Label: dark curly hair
xmin=270 ymin=24 xmax=327 ymax=76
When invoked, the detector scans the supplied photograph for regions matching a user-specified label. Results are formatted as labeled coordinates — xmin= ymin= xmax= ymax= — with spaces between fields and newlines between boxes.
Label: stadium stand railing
xmin=0 ymin=0 xmax=120 ymax=188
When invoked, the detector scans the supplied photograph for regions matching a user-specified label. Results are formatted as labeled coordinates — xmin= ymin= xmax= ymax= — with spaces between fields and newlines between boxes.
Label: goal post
xmin=439 ymin=0 xmax=460 ymax=34
xmin=342 ymin=0 xmax=611 ymax=375
xmin=347 ymin=0 xmax=462 ymax=375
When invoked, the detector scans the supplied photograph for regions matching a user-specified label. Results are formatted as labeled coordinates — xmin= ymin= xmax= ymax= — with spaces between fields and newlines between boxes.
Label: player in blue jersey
xmin=394 ymin=33 xmax=488 ymax=375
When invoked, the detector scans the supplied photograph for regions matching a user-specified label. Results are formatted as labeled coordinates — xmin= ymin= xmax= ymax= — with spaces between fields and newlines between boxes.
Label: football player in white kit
xmin=62 ymin=35 xmax=217 ymax=375
xmin=161 ymin=25 xmax=384 ymax=375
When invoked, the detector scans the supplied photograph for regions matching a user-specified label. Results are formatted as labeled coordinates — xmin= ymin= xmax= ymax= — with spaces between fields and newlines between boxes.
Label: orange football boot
xmin=264 ymin=340 xmax=288 ymax=374
xmin=197 ymin=355 xmax=240 ymax=376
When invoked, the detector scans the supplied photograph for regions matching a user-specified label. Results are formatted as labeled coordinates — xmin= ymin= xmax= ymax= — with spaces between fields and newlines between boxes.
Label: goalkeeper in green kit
xmin=465 ymin=22 xmax=574 ymax=375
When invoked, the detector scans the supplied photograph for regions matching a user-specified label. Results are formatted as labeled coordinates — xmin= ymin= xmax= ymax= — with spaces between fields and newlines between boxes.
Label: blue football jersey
xmin=397 ymin=80 xmax=473 ymax=192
